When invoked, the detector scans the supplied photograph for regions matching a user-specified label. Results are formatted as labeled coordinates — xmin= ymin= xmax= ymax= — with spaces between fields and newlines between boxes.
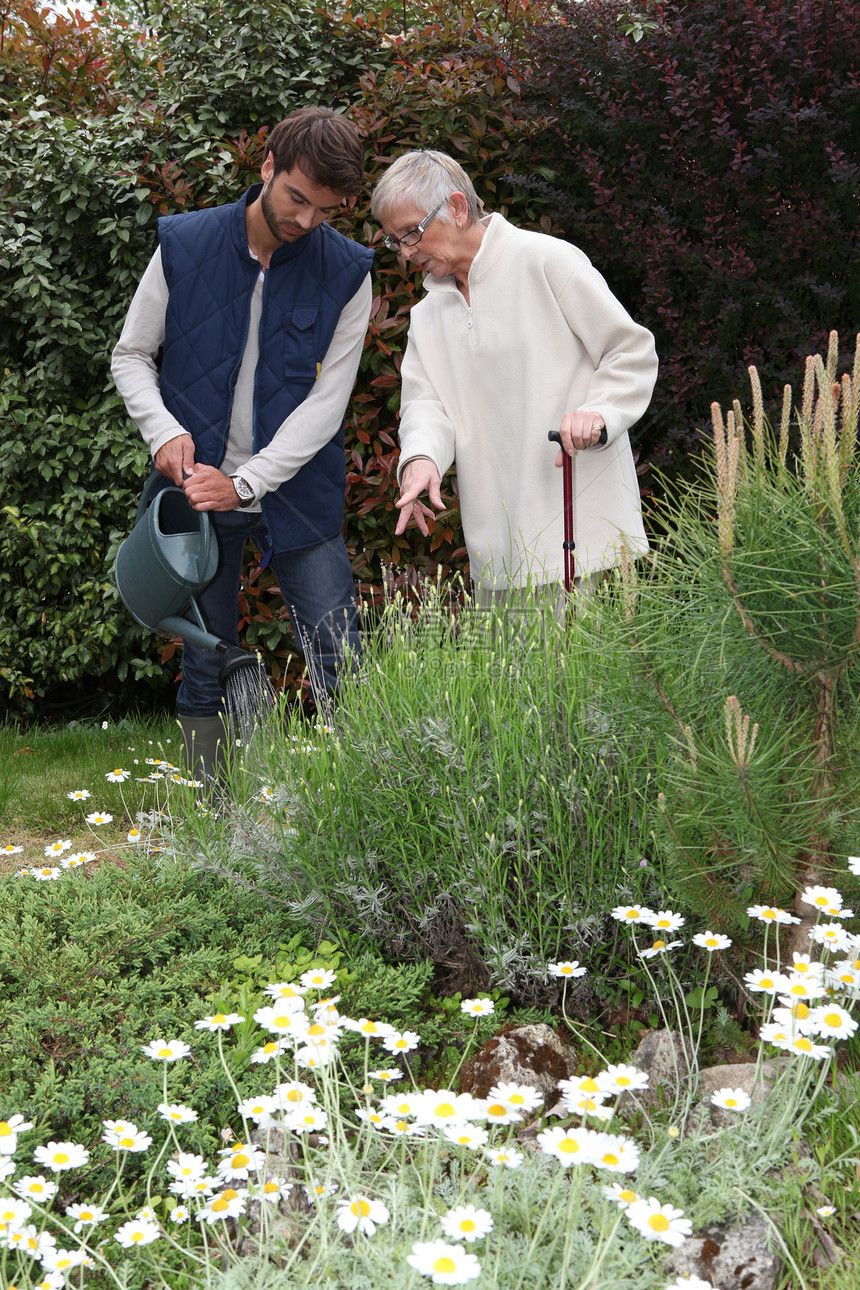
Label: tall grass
xmin=194 ymin=586 xmax=659 ymax=1003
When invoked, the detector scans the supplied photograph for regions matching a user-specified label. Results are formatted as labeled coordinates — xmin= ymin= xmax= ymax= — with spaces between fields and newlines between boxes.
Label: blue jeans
xmin=176 ymin=511 xmax=360 ymax=715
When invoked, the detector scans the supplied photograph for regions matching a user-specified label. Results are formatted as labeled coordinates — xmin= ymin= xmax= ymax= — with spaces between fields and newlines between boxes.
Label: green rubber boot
xmin=177 ymin=714 xmax=230 ymax=788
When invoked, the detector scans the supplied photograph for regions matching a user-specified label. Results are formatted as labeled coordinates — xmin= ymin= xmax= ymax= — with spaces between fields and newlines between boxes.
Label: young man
xmin=112 ymin=107 xmax=373 ymax=772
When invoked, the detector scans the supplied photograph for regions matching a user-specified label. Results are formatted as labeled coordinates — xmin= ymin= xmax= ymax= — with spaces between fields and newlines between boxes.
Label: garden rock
xmin=695 ymin=1058 xmax=789 ymax=1129
xmin=662 ymin=1213 xmax=782 ymax=1290
xmin=233 ymin=1121 xmax=310 ymax=1260
xmin=458 ymin=1023 xmax=577 ymax=1105
xmin=628 ymin=1029 xmax=694 ymax=1112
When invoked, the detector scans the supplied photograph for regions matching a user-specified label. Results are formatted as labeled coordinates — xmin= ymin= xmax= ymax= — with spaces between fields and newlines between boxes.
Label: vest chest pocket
xmin=283 ymin=303 xmax=320 ymax=382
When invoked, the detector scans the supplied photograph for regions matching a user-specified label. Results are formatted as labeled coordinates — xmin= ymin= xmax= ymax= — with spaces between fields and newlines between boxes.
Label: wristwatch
xmin=230 ymin=475 xmax=255 ymax=507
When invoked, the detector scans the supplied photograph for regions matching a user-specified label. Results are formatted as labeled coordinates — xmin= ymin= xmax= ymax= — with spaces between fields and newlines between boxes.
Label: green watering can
xmin=114 ymin=474 xmax=260 ymax=684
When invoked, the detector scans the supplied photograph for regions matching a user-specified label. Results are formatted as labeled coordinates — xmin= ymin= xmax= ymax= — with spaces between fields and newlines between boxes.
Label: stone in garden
xmin=628 ymin=1029 xmax=694 ymax=1111
xmin=233 ymin=1121 xmax=310 ymax=1260
xmin=696 ymin=1058 xmax=789 ymax=1129
xmin=662 ymin=1213 xmax=782 ymax=1290
xmin=458 ymin=1022 xmax=577 ymax=1104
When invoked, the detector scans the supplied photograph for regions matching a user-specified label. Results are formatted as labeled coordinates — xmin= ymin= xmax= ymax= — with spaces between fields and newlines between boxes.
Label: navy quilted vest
xmin=157 ymin=185 xmax=373 ymax=551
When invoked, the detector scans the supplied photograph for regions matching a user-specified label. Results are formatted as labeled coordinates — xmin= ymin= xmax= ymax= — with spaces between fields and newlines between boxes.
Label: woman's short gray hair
xmin=371 ymin=150 xmax=485 ymax=226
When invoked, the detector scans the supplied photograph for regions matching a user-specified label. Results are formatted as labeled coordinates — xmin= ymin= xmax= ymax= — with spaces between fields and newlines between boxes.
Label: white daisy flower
xmin=141 ymin=1038 xmax=191 ymax=1061
xmin=336 ymin=1194 xmax=390 ymax=1236
xmin=639 ymin=938 xmax=683 ymax=958
xmin=443 ymin=1123 xmax=489 ymax=1149
xmin=596 ymin=1063 xmax=649 ymax=1095
xmin=253 ymin=1004 xmax=309 ymax=1038
xmin=590 ymin=1132 xmax=641 ymax=1172
xmin=197 ymin=1188 xmax=248 ymax=1223
xmin=643 ymin=909 xmax=686 ymax=931
xmin=33 ymin=1140 xmax=90 ymax=1172
xmin=407 ymin=1239 xmax=481 ymax=1285
xmin=710 ymin=1087 xmax=752 ymax=1111
xmin=44 ymin=839 xmax=72 ymax=857
xmin=216 ymin=1142 xmax=266 ymax=1181
xmin=484 ymin=1145 xmax=523 ymax=1169
xmin=0 ymin=1114 xmax=33 ymax=1155
xmin=693 ymin=930 xmax=732 ymax=951
xmin=61 ymin=852 xmax=94 ymax=869
xmin=33 ymin=866 xmax=62 ymax=881
xmin=65 ymin=790 xmax=91 ymax=801
xmin=85 ymin=812 xmax=113 ymax=826
xmin=743 ymin=967 xmax=788 ymax=994
xmin=1 ymin=843 xmax=24 ymax=853
xmin=194 ymin=1012 xmax=244 ymax=1031
xmin=460 ymin=997 xmax=495 ymax=1018
xmin=104 ymin=1125 xmax=152 ymax=1153
xmin=13 ymin=1174 xmax=59 ymax=1202
xmin=611 ymin=903 xmax=653 ymax=924
xmin=251 ymin=1038 xmax=290 ymax=1064
xmin=810 ymin=1002 xmax=858 ymax=1040
xmin=256 ymin=1176 xmax=293 ymax=1203
xmin=106 ymin=768 xmax=131 ymax=782
xmin=263 ymin=981 xmax=307 ymax=1001
xmin=801 ymin=885 xmax=843 ymax=911
xmin=810 ymin=922 xmax=851 ymax=950
xmin=487 ymin=1081 xmax=544 ymax=1114
xmin=440 ymin=1204 xmax=493 ymax=1243
xmin=65 ymin=1201 xmax=107 ymax=1233
xmin=299 ymin=967 xmax=337 ymax=990
xmin=602 ymin=1183 xmax=640 ymax=1208
xmin=169 ymin=1205 xmax=190 ymax=1224
xmin=547 ymin=960 xmax=587 ymax=978
xmin=625 ymin=1196 xmax=692 ymax=1246
xmin=746 ymin=904 xmax=799 ymax=925
xmin=157 ymin=1103 xmax=199 ymax=1124
xmin=536 ymin=1125 xmax=598 ymax=1167
xmin=382 ymin=1029 xmax=421 ymax=1054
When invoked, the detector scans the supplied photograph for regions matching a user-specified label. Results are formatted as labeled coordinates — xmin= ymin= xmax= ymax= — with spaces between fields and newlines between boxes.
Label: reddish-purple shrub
xmin=519 ymin=0 xmax=860 ymax=471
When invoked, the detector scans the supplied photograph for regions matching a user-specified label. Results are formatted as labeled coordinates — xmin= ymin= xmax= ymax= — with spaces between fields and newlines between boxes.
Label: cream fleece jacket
xmin=398 ymin=214 xmax=658 ymax=587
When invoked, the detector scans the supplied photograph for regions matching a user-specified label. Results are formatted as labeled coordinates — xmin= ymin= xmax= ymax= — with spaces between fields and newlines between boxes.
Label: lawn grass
xmin=0 ymin=715 xmax=180 ymax=868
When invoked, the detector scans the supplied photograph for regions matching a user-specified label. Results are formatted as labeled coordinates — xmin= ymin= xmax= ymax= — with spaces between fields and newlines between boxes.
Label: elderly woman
xmin=370 ymin=151 xmax=658 ymax=601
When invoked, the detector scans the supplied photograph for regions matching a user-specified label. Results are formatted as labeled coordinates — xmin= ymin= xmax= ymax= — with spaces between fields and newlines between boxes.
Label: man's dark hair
xmin=265 ymin=107 xmax=364 ymax=197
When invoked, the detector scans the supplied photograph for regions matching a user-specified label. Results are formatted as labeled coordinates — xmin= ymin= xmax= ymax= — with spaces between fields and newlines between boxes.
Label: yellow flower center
xmin=620 ymin=1190 xmax=637 ymax=1202
xmin=223 ymin=1190 xmax=238 ymax=1200
xmin=433 ymin=1258 xmax=457 ymax=1274
xmin=264 ymin=1183 xmax=278 ymax=1194
xmin=558 ymin=1138 xmax=580 ymax=1154
xmin=705 ymin=938 xmax=718 ymax=947
xmin=795 ymin=1038 xmax=813 ymax=1051
xmin=213 ymin=1014 xmax=227 ymax=1024
xmin=157 ymin=1047 xmax=173 ymax=1057
xmin=307 ymin=1023 xmax=325 ymax=1037
xmin=822 ymin=1012 xmax=841 ymax=1029
xmin=286 ymin=1090 xmax=301 ymax=1102
xmin=31 ymin=1184 xmax=44 ymax=1193
xmin=460 ymin=1219 xmax=476 ymax=1231
xmin=0 ymin=1123 xmax=10 ymax=1136
xmin=580 ymin=1077 xmax=599 ymax=1093
xmin=119 ymin=1137 xmax=135 ymax=1148
xmin=653 ymin=939 xmax=667 ymax=950
xmin=625 ymin=909 xmax=640 ymax=919
xmin=509 ymin=1093 xmax=525 ymax=1105
xmin=616 ymin=1076 xmax=631 ymax=1086
xmin=488 ymin=1103 xmax=506 ymax=1117
xmin=231 ymin=1153 xmax=250 ymax=1168
xmin=435 ymin=1102 xmax=456 ymax=1118
xmin=53 ymin=1152 xmax=69 ymax=1164
xmin=762 ymin=909 xmax=777 ymax=920
xmin=213 ymin=1199 xmax=229 ymax=1212
xmin=273 ymin=1016 xmax=291 ymax=1027
xmin=80 ymin=1211 xmax=93 ymax=1221
xmin=648 ymin=1214 xmax=670 ymax=1232
xmin=725 ymin=1098 xmax=737 ymax=1107
xmin=352 ymin=1200 xmax=371 ymax=1217
xmin=603 ymin=1153 xmax=619 ymax=1166
xmin=263 ymin=1042 xmax=278 ymax=1054
xmin=760 ymin=977 xmax=775 ymax=989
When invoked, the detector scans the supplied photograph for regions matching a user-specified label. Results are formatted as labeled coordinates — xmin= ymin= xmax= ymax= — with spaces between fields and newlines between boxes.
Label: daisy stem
xmin=446 ymin=1018 xmax=480 ymax=1088
xmin=557 ymin=1167 xmax=587 ymax=1287
xmin=573 ymin=1208 xmax=624 ymax=1290
xmin=510 ymin=1164 xmax=568 ymax=1290
xmin=216 ymin=1028 xmax=246 ymax=1109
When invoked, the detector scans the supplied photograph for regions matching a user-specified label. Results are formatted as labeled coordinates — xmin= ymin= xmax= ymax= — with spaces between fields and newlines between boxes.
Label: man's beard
xmin=259 ymin=182 xmax=305 ymax=244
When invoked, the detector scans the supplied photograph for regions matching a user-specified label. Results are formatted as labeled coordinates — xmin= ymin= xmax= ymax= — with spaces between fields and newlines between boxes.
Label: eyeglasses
xmin=382 ymin=202 xmax=444 ymax=252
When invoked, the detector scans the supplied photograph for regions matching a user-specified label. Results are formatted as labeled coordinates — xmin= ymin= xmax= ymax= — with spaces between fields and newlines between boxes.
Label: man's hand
xmin=395 ymin=458 xmax=443 ymax=537
xmin=182 ymin=464 xmax=241 ymax=512
xmin=154 ymin=434 xmax=196 ymax=486
xmin=554 ymin=411 xmax=606 ymax=467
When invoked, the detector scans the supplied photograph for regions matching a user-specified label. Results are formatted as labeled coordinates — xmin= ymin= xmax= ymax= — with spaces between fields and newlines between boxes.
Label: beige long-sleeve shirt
xmin=398 ymin=214 xmax=658 ymax=587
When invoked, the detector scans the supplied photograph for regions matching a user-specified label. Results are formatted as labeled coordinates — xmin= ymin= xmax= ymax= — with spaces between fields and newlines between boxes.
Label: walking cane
xmin=547 ymin=428 xmax=607 ymax=593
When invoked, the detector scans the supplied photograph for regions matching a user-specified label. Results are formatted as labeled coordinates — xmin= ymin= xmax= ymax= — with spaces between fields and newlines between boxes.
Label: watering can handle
xmin=134 ymin=471 xmax=171 ymax=527
xmin=134 ymin=471 xmax=213 ymax=585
